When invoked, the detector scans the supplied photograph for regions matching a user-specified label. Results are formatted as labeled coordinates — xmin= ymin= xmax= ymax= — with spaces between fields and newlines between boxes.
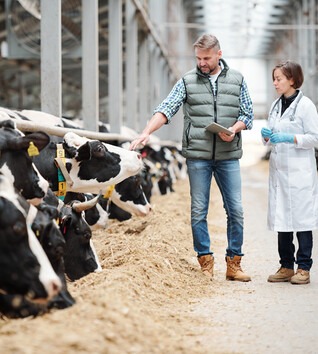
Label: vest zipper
xmin=212 ymin=91 xmax=217 ymax=160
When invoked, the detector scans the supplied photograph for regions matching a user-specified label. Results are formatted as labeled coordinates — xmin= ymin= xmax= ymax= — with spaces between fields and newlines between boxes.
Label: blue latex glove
xmin=261 ymin=127 xmax=272 ymax=138
xmin=270 ymin=133 xmax=295 ymax=144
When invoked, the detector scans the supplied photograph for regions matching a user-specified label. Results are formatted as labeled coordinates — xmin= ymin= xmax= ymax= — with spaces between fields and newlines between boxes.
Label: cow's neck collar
xmin=54 ymin=144 xmax=74 ymax=199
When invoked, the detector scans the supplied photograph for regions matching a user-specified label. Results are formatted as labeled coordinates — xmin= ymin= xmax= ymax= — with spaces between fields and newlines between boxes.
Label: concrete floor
xmin=191 ymin=132 xmax=318 ymax=354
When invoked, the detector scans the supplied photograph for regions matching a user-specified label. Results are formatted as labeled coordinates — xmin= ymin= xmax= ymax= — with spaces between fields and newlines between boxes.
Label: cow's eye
xmin=93 ymin=143 xmax=106 ymax=157
xmin=13 ymin=221 xmax=27 ymax=236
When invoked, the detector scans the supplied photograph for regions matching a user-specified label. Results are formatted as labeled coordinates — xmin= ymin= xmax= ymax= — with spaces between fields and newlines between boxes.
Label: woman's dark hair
xmin=272 ymin=60 xmax=304 ymax=89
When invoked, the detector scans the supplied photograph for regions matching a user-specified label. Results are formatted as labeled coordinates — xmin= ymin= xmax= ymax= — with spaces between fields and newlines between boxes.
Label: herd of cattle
xmin=0 ymin=107 xmax=187 ymax=319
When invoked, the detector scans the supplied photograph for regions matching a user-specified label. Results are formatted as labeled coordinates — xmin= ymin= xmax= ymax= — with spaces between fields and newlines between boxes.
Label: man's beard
xmin=198 ymin=65 xmax=217 ymax=75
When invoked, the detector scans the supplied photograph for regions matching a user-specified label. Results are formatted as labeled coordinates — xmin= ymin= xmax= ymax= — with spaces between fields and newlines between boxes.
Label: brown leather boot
xmin=290 ymin=269 xmax=310 ymax=284
xmin=198 ymin=254 xmax=214 ymax=279
xmin=268 ymin=267 xmax=294 ymax=282
xmin=226 ymin=256 xmax=251 ymax=282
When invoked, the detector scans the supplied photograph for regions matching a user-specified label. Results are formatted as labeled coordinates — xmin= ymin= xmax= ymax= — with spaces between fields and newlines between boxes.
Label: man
xmin=130 ymin=34 xmax=253 ymax=282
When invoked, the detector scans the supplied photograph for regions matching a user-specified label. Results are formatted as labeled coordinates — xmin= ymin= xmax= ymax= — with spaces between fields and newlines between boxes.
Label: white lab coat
xmin=265 ymin=91 xmax=318 ymax=231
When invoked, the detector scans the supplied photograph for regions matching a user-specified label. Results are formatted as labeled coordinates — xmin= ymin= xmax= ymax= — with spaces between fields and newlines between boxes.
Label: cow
xmin=139 ymin=164 xmax=154 ymax=203
xmin=0 ymin=173 xmax=61 ymax=301
xmin=64 ymin=174 xmax=152 ymax=226
xmin=108 ymin=175 xmax=151 ymax=217
xmin=59 ymin=195 xmax=102 ymax=281
xmin=1 ymin=108 xmax=144 ymax=198
xmin=32 ymin=132 xmax=143 ymax=196
xmin=0 ymin=189 xmax=102 ymax=318
xmin=64 ymin=192 xmax=109 ymax=230
xmin=0 ymin=120 xmax=50 ymax=205
xmin=0 ymin=201 xmax=75 ymax=318
xmin=32 ymin=202 xmax=75 ymax=309
xmin=139 ymin=144 xmax=189 ymax=197
xmin=43 ymin=190 xmax=103 ymax=279
xmin=0 ymin=107 xmax=82 ymax=130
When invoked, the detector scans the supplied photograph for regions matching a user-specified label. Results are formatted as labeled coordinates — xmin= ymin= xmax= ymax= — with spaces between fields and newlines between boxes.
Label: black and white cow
xmin=0 ymin=200 xmax=75 ymax=318
xmin=108 ymin=175 xmax=152 ymax=217
xmin=139 ymin=144 xmax=187 ymax=198
xmin=0 ymin=174 xmax=61 ymax=301
xmin=59 ymin=195 xmax=102 ymax=281
xmin=31 ymin=202 xmax=75 ymax=309
xmin=64 ymin=174 xmax=152 ymax=226
xmin=64 ymin=192 xmax=109 ymax=230
xmin=0 ymin=108 xmax=144 ymax=198
xmin=33 ymin=132 xmax=143 ymax=195
xmin=0 ymin=120 xmax=50 ymax=205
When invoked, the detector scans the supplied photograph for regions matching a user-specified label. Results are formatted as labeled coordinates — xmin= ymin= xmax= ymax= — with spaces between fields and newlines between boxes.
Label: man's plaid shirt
xmin=153 ymin=75 xmax=254 ymax=130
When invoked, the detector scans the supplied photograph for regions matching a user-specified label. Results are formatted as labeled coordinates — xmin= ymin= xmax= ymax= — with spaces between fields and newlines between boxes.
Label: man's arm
xmin=130 ymin=113 xmax=167 ymax=150
xmin=130 ymin=79 xmax=186 ymax=150
xmin=237 ymin=79 xmax=254 ymax=130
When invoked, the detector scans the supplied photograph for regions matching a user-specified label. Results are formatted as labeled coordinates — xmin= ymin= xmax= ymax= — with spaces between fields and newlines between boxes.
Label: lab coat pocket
xmin=288 ymin=157 xmax=311 ymax=190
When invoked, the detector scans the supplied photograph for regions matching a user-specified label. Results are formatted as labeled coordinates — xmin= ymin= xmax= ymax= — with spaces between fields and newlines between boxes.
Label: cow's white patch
xmin=90 ymin=203 xmax=109 ymax=230
xmin=111 ymin=189 xmax=151 ymax=216
xmin=90 ymin=240 xmax=102 ymax=273
xmin=0 ymin=173 xmax=26 ymax=216
xmin=26 ymin=213 xmax=62 ymax=300
xmin=20 ymin=110 xmax=64 ymax=127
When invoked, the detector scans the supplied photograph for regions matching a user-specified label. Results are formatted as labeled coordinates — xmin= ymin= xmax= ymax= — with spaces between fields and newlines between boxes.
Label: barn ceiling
xmin=0 ymin=0 xmax=295 ymax=117
xmin=204 ymin=0 xmax=291 ymax=58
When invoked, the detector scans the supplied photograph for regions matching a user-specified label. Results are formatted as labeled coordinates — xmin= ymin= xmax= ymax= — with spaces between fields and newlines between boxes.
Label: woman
xmin=261 ymin=60 xmax=318 ymax=284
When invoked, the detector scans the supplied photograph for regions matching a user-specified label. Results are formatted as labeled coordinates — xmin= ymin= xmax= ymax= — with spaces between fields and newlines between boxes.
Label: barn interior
xmin=0 ymin=0 xmax=317 ymax=141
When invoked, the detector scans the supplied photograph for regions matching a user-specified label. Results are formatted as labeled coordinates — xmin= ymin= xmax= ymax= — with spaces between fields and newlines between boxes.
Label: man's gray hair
xmin=193 ymin=34 xmax=220 ymax=50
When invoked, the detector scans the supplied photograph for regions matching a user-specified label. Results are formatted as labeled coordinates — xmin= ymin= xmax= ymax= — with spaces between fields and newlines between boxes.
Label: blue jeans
xmin=278 ymin=231 xmax=313 ymax=271
xmin=186 ymin=159 xmax=244 ymax=258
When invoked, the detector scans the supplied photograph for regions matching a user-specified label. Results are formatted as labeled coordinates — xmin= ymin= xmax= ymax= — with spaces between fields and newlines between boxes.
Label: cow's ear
xmin=59 ymin=215 xmax=71 ymax=235
xmin=6 ymin=132 xmax=50 ymax=152
xmin=62 ymin=142 xmax=77 ymax=158
xmin=76 ymin=141 xmax=91 ymax=161
xmin=37 ymin=203 xmax=59 ymax=220
xmin=0 ymin=120 xmax=16 ymax=130
xmin=15 ymin=132 xmax=50 ymax=151
xmin=23 ymin=132 xmax=51 ymax=151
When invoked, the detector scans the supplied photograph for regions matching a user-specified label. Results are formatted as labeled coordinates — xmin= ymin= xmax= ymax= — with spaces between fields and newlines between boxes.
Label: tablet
xmin=205 ymin=122 xmax=233 ymax=135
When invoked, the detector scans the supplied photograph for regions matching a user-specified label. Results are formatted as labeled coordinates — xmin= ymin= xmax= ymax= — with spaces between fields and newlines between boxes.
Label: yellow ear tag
xmin=28 ymin=142 xmax=40 ymax=156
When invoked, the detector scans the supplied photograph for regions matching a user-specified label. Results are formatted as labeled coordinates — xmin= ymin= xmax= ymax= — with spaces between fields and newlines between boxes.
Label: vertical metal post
xmin=41 ymin=0 xmax=62 ymax=117
xmin=125 ymin=0 xmax=138 ymax=129
xmin=82 ymin=0 xmax=99 ymax=131
xmin=138 ymin=34 xmax=149 ymax=131
xmin=108 ymin=0 xmax=123 ymax=133
xmin=309 ymin=0 xmax=316 ymax=103
xmin=302 ymin=0 xmax=309 ymax=79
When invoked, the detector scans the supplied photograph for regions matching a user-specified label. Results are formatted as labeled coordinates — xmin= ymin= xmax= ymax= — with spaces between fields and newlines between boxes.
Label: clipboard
xmin=205 ymin=122 xmax=233 ymax=135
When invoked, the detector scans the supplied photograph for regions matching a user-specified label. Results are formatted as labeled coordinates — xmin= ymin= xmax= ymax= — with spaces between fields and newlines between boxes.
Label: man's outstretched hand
xmin=130 ymin=133 xmax=150 ymax=150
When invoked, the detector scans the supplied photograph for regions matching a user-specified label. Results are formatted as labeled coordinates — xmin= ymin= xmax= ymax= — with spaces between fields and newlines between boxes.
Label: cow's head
xmin=0 ymin=174 xmax=61 ymax=301
xmin=64 ymin=192 xmax=109 ymax=231
xmin=59 ymin=195 xmax=102 ymax=281
xmin=110 ymin=175 xmax=152 ymax=216
xmin=0 ymin=120 xmax=50 ymax=205
xmin=61 ymin=132 xmax=143 ymax=194
xmin=32 ymin=202 xmax=75 ymax=310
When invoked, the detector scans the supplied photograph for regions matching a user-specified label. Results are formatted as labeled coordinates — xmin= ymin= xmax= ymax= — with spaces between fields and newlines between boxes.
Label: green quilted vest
xmin=181 ymin=59 xmax=243 ymax=160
